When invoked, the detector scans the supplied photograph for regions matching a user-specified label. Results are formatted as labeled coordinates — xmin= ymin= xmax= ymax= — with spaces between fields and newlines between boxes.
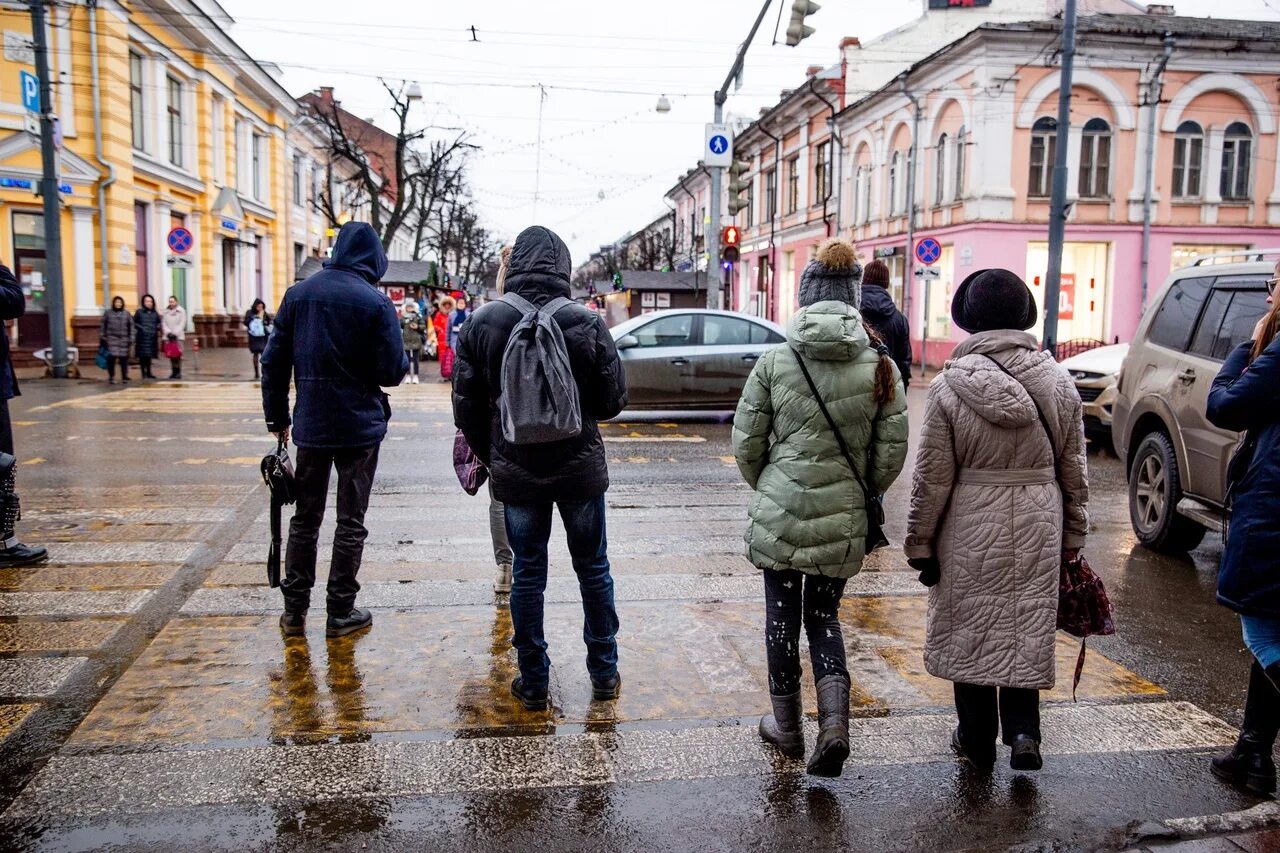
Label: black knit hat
xmin=863 ymin=259 xmax=890 ymax=288
xmin=798 ymin=239 xmax=863 ymax=307
xmin=951 ymin=268 xmax=1038 ymax=334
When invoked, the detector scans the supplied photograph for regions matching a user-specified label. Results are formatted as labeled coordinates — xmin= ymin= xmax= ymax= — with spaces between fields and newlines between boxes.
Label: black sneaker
xmin=591 ymin=673 xmax=622 ymax=701
xmin=326 ymin=607 xmax=372 ymax=638
xmin=1009 ymin=735 xmax=1043 ymax=771
xmin=0 ymin=542 xmax=48 ymax=569
xmin=511 ymin=677 xmax=549 ymax=711
xmin=279 ymin=612 xmax=306 ymax=636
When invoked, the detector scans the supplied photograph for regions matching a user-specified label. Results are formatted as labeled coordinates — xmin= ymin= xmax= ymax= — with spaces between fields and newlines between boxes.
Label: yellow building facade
xmin=0 ymin=0 xmax=297 ymax=355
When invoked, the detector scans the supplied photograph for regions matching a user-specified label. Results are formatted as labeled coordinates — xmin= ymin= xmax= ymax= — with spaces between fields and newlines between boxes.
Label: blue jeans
xmin=1242 ymin=615 xmax=1280 ymax=669
xmin=505 ymin=496 xmax=619 ymax=688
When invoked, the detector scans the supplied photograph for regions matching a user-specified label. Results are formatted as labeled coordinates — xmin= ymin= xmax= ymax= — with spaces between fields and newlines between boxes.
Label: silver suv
xmin=1112 ymin=249 xmax=1275 ymax=552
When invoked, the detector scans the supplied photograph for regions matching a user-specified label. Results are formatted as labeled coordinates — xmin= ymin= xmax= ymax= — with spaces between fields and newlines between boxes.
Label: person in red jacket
xmin=433 ymin=295 xmax=455 ymax=383
xmin=0 ymin=261 xmax=47 ymax=567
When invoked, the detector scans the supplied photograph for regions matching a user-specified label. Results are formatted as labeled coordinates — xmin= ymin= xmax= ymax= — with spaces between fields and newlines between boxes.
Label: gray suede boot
xmin=759 ymin=691 xmax=805 ymax=759
xmin=807 ymin=675 xmax=851 ymax=777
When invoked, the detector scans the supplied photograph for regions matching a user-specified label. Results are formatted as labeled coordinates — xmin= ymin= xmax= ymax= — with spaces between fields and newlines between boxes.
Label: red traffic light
xmin=721 ymin=226 xmax=740 ymax=247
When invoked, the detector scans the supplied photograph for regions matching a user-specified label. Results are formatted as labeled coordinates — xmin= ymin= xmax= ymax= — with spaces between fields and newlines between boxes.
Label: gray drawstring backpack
xmin=498 ymin=292 xmax=583 ymax=444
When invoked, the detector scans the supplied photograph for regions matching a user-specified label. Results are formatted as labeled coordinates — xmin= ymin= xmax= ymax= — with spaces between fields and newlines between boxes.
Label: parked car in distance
xmin=1112 ymin=249 xmax=1276 ymax=553
xmin=1060 ymin=343 xmax=1128 ymax=439
xmin=610 ymin=309 xmax=786 ymax=409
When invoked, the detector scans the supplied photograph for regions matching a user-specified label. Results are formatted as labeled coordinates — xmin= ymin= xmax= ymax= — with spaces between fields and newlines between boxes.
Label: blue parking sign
xmin=19 ymin=71 xmax=39 ymax=113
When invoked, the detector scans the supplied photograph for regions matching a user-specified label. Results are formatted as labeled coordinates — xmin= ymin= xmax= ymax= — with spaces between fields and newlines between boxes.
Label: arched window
xmin=1029 ymin=117 xmax=1057 ymax=197
xmin=889 ymin=151 xmax=902 ymax=216
xmin=1078 ymin=117 xmax=1111 ymax=198
xmin=1172 ymin=120 xmax=1204 ymax=199
xmin=1221 ymin=121 xmax=1253 ymax=200
xmin=935 ymin=133 xmax=948 ymax=205
xmin=954 ymin=126 xmax=967 ymax=199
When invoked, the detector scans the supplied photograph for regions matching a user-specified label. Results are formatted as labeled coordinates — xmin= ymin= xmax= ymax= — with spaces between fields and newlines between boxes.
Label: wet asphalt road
xmin=0 ymin=357 xmax=1268 ymax=852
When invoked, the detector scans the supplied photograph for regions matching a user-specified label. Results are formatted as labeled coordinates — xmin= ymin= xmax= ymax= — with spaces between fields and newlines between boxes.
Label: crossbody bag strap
xmin=979 ymin=354 xmax=1059 ymax=479
xmin=790 ymin=347 xmax=874 ymax=500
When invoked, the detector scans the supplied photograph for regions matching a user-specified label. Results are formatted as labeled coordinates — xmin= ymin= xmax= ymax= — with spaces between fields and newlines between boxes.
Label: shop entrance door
xmin=12 ymin=212 xmax=49 ymax=348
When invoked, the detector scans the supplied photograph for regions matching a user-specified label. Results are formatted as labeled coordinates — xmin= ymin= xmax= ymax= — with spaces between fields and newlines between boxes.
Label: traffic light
xmin=727 ymin=156 xmax=751 ymax=216
xmin=721 ymin=225 xmax=740 ymax=247
xmin=786 ymin=0 xmax=820 ymax=46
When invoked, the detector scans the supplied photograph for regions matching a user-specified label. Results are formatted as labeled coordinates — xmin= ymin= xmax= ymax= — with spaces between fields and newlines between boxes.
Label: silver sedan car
xmin=610 ymin=309 xmax=787 ymax=409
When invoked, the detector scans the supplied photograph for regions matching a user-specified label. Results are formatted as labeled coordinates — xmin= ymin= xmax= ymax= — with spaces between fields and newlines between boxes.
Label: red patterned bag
xmin=1057 ymin=554 xmax=1116 ymax=700
xmin=453 ymin=430 xmax=488 ymax=496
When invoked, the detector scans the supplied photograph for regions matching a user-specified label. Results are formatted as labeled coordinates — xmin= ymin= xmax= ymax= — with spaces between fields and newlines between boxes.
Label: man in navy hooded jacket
xmin=262 ymin=222 xmax=408 ymax=638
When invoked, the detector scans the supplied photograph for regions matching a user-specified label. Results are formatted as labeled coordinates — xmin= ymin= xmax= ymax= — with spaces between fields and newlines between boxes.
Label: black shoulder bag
xmin=791 ymin=348 xmax=890 ymax=554
xmin=260 ymin=439 xmax=297 ymax=588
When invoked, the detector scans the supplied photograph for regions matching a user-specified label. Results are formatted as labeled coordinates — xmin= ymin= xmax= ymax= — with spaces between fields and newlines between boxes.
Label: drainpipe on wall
xmin=1140 ymin=33 xmax=1175 ymax=314
xmin=761 ymin=124 xmax=781 ymax=320
xmin=809 ymin=78 xmax=842 ymax=238
xmin=900 ymin=73 xmax=924 ymax=376
xmin=88 ymin=0 xmax=116 ymax=313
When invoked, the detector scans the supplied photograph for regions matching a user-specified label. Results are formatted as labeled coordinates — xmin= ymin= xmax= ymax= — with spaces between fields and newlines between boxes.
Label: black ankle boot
xmin=1211 ymin=661 xmax=1279 ymax=795
xmin=759 ymin=690 xmax=805 ymax=759
xmin=807 ymin=675 xmax=850 ymax=777
xmin=325 ymin=607 xmax=372 ymax=638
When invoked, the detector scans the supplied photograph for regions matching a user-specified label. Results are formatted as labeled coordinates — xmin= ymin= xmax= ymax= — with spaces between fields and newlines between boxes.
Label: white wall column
xmin=1065 ymin=125 xmax=1083 ymax=208
xmin=969 ymin=67 xmax=1017 ymax=220
xmin=186 ymin=211 xmax=205 ymax=318
xmin=151 ymin=200 xmax=171 ymax=302
xmin=796 ymin=125 xmax=811 ymax=211
xmin=211 ymin=235 xmax=226 ymax=312
xmin=71 ymin=207 xmax=97 ymax=316
xmin=1204 ymin=125 xmax=1224 ymax=224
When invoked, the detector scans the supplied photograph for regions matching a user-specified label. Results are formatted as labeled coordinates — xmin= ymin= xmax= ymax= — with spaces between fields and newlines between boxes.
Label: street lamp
xmin=406 ymin=82 xmax=423 ymax=103
xmin=655 ymin=95 xmax=672 ymax=113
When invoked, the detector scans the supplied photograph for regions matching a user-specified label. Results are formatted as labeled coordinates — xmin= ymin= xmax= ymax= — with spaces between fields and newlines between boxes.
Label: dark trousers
xmin=107 ymin=355 xmax=129 ymax=380
xmin=282 ymin=443 xmax=380 ymax=616
xmin=505 ymin=495 xmax=619 ymax=688
xmin=406 ymin=349 xmax=420 ymax=377
xmin=953 ymin=682 xmax=1041 ymax=751
xmin=138 ymin=357 xmax=152 ymax=377
xmin=0 ymin=396 xmax=13 ymax=456
xmin=169 ymin=356 xmax=182 ymax=378
xmin=763 ymin=569 xmax=849 ymax=695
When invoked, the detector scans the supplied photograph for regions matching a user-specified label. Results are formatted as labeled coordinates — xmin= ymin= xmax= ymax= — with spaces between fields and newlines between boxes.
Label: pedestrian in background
xmin=162 ymin=296 xmax=186 ymax=380
xmin=133 ymin=294 xmax=161 ymax=380
xmin=245 ymin=298 xmax=272 ymax=381
xmin=1205 ymin=262 xmax=1280 ymax=796
xmin=262 ymin=222 xmax=407 ymax=639
xmin=859 ymin=259 xmax=912 ymax=389
xmin=100 ymin=295 xmax=134 ymax=385
xmin=435 ymin=295 xmax=456 ymax=382
xmin=906 ymin=269 xmax=1089 ymax=773
xmin=449 ymin=295 xmax=469 ymax=353
xmin=0 ymin=260 xmax=47 ymax=568
xmin=401 ymin=301 xmax=426 ymax=385
xmin=489 ymin=245 xmax=515 ymax=595
xmin=453 ymin=225 xmax=628 ymax=711
xmin=733 ymin=238 xmax=909 ymax=777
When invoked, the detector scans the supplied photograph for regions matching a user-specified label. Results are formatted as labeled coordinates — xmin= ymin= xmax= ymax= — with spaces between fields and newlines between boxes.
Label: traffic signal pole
xmin=29 ymin=0 xmax=69 ymax=378
xmin=707 ymin=0 xmax=774 ymax=310
xmin=1042 ymin=0 xmax=1077 ymax=356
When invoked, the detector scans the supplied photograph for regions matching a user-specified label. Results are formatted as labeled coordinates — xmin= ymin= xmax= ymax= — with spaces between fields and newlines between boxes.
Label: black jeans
xmin=107 ymin=355 xmax=129 ymax=380
xmin=953 ymin=682 xmax=1041 ymax=750
xmin=282 ymin=443 xmax=380 ymax=616
xmin=0 ymin=396 xmax=13 ymax=456
xmin=138 ymin=356 xmax=152 ymax=377
xmin=763 ymin=569 xmax=849 ymax=696
xmin=505 ymin=496 xmax=619 ymax=688
xmin=169 ymin=356 xmax=182 ymax=377
xmin=405 ymin=349 xmax=419 ymax=377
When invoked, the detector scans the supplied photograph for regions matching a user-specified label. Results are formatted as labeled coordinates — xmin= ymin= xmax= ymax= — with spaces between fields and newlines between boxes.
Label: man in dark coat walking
xmin=261 ymin=222 xmax=407 ymax=638
xmin=0 ymin=263 xmax=46 ymax=567
xmin=859 ymin=259 xmax=912 ymax=389
xmin=453 ymin=225 xmax=628 ymax=710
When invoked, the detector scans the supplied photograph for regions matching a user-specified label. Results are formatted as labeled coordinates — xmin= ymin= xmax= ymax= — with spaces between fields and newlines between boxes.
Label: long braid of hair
xmin=864 ymin=325 xmax=897 ymax=405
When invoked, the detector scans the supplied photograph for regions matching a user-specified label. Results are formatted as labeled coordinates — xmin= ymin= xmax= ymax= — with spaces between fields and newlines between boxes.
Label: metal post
xmin=1042 ymin=0 xmax=1078 ymax=356
xmin=29 ymin=1 xmax=68 ymax=378
xmin=900 ymin=75 xmax=922 ymax=376
xmin=533 ymin=84 xmax=546 ymax=223
xmin=1140 ymin=34 xmax=1175 ymax=313
xmin=708 ymin=0 xmax=774 ymax=311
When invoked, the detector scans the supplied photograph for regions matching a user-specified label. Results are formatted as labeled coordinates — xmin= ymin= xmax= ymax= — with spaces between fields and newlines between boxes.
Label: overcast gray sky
xmin=219 ymin=0 xmax=1280 ymax=266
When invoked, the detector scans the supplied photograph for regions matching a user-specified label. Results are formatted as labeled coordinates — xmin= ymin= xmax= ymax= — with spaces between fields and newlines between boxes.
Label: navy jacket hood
xmin=860 ymin=285 xmax=898 ymax=323
xmin=324 ymin=222 xmax=388 ymax=284
xmin=506 ymin=226 xmax=571 ymax=301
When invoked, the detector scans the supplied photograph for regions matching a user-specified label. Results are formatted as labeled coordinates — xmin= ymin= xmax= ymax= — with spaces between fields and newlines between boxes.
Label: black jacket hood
xmin=324 ymin=222 xmax=388 ymax=285
xmin=860 ymin=285 xmax=898 ymax=323
xmin=506 ymin=226 xmax=572 ymax=300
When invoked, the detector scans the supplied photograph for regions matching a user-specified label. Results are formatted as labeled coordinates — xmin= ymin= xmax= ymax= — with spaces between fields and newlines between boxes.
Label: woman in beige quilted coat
xmin=905 ymin=269 xmax=1089 ymax=773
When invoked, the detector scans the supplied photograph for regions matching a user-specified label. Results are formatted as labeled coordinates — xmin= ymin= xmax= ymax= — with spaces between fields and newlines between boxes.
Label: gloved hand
xmin=908 ymin=557 xmax=940 ymax=587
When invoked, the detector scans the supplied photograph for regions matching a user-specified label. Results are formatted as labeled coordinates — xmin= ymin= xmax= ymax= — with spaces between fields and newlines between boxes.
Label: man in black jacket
xmin=0 ymin=263 xmax=46 ymax=567
xmin=262 ymin=222 xmax=407 ymax=638
xmin=453 ymin=225 xmax=628 ymax=711
xmin=860 ymin=259 xmax=912 ymax=389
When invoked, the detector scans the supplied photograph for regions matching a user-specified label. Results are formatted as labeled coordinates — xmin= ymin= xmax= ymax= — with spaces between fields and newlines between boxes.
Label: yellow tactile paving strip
xmin=0 ymin=620 xmax=124 ymax=653
xmin=0 ymin=703 xmax=37 ymax=743
xmin=0 ymin=565 xmax=179 ymax=591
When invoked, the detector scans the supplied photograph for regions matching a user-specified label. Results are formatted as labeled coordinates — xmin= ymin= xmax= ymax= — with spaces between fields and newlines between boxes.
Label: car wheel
xmin=1128 ymin=431 xmax=1207 ymax=553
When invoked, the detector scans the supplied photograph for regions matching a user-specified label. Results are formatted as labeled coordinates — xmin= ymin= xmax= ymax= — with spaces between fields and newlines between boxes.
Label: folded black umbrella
xmin=260 ymin=440 xmax=297 ymax=588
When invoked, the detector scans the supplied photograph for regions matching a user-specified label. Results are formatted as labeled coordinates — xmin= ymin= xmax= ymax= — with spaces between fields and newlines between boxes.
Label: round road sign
xmin=915 ymin=237 xmax=942 ymax=266
xmin=167 ymin=227 xmax=194 ymax=255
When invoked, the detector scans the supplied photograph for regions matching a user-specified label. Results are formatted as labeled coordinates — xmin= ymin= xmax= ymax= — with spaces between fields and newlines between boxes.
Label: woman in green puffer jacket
xmin=732 ymin=238 xmax=909 ymax=778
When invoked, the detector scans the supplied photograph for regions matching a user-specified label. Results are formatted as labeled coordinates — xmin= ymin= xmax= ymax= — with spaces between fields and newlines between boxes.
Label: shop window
xmin=129 ymin=53 xmax=145 ymax=151
xmin=1221 ymin=122 xmax=1253 ymax=201
xmin=935 ymin=133 xmax=948 ymax=205
xmin=1147 ymin=276 xmax=1213 ymax=352
xmin=954 ymin=126 xmax=966 ymax=200
xmin=166 ymin=76 xmax=184 ymax=167
xmin=1028 ymin=117 xmax=1057 ymax=198
xmin=925 ymin=246 xmax=954 ymax=341
xmin=1171 ymin=121 xmax=1204 ymax=199
xmin=1078 ymin=118 xmax=1111 ymax=199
